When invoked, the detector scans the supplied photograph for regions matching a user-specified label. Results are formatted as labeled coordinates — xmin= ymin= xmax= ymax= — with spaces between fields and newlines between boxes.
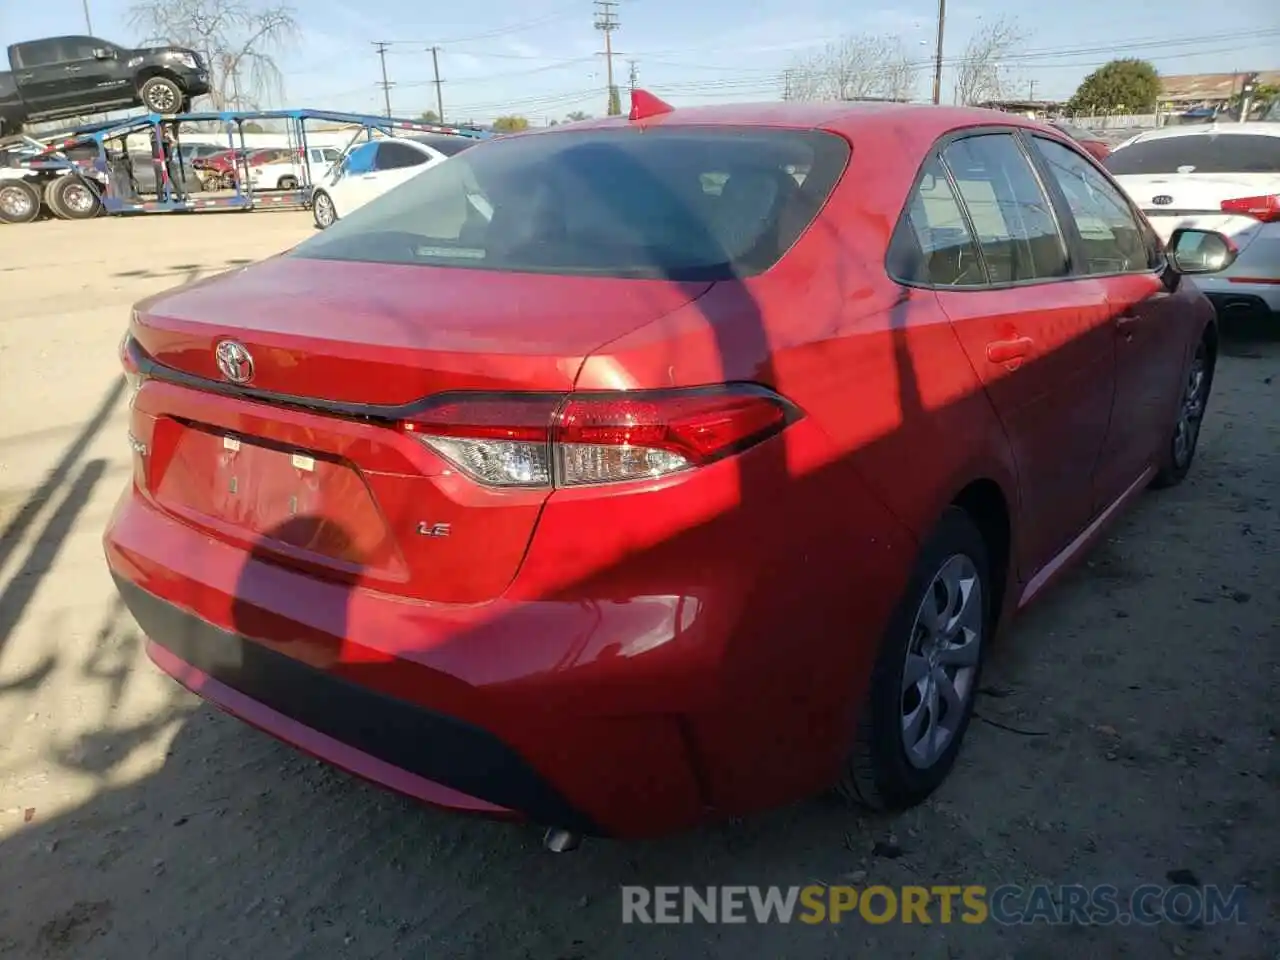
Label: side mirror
xmin=1167 ymin=228 xmax=1238 ymax=275
xmin=92 ymin=48 xmax=116 ymax=60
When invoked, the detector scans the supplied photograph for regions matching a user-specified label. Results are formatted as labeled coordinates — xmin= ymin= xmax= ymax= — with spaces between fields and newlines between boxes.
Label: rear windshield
xmin=290 ymin=126 xmax=849 ymax=280
xmin=409 ymin=134 xmax=475 ymax=157
xmin=1105 ymin=133 xmax=1280 ymax=175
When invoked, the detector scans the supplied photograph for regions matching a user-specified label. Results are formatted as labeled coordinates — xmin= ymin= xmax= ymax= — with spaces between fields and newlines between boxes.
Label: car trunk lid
xmin=1115 ymin=172 xmax=1280 ymax=247
xmin=128 ymin=255 xmax=713 ymax=602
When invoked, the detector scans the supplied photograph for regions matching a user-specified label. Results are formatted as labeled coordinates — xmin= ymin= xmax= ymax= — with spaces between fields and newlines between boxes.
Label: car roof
xmin=1120 ymin=122 xmax=1280 ymax=144
xmin=529 ymin=100 xmax=1057 ymax=142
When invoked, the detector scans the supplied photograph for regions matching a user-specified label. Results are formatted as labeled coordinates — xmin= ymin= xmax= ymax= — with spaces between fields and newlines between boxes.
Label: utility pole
xmin=627 ymin=59 xmax=638 ymax=94
xmin=374 ymin=41 xmax=394 ymax=118
xmin=429 ymin=46 xmax=445 ymax=123
xmin=1028 ymin=79 xmax=1037 ymax=101
xmin=594 ymin=0 xmax=620 ymax=115
xmin=782 ymin=69 xmax=793 ymax=101
xmin=931 ymin=0 xmax=946 ymax=105
xmin=82 ymin=0 xmax=93 ymax=33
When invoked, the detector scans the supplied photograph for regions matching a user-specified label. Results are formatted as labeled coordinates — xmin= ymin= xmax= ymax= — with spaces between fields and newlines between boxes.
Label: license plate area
xmin=151 ymin=419 xmax=398 ymax=569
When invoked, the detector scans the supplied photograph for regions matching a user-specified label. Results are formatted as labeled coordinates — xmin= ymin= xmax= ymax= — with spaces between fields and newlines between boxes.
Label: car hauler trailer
xmin=0 ymin=108 xmax=487 ymax=224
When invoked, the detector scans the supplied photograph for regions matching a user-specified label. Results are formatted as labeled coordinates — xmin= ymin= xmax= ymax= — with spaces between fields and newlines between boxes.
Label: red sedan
xmin=106 ymin=93 xmax=1237 ymax=841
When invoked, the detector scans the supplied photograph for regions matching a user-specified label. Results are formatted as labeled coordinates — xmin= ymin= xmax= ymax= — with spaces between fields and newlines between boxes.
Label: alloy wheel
xmin=0 ymin=185 xmax=35 ymax=220
xmin=901 ymin=554 xmax=984 ymax=770
xmin=314 ymin=194 xmax=335 ymax=227
xmin=1172 ymin=346 xmax=1208 ymax=470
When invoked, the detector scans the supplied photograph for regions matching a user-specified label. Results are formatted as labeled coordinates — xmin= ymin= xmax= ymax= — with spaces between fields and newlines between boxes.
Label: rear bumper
xmin=104 ymin=486 xmax=717 ymax=837
xmin=117 ymin=574 xmax=598 ymax=833
xmin=1202 ymin=287 xmax=1280 ymax=320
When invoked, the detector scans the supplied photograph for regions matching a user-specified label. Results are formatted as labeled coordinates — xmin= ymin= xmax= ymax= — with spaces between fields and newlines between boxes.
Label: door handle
xmin=17 ymin=73 xmax=34 ymax=81
xmin=65 ymin=66 xmax=81 ymax=73
xmin=986 ymin=336 xmax=1034 ymax=366
xmin=1115 ymin=312 xmax=1140 ymax=327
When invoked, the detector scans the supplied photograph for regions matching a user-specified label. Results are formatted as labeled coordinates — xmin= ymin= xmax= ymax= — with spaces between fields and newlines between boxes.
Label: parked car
xmin=1048 ymin=120 xmax=1111 ymax=161
xmin=0 ymin=35 xmax=211 ymax=134
xmin=107 ymin=97 xmax=1237 ymax=840
xmin=310 ymin=133 xmax=477 ymax=228
xmin=249 ymin=145 xmax=343 ymax=191
xmin=194 ymin=147 xmax=291 ymax=189
xmin=1105 ymin=122 xmax=1280 ymax=321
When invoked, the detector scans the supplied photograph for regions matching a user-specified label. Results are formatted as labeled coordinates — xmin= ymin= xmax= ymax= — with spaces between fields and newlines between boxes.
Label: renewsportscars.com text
xmin=621 ymin=883 xmax=1248 ymax=926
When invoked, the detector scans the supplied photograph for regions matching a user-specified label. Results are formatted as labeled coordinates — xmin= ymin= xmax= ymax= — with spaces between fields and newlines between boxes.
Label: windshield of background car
xmin=408 ymin=134 xmax=475 ymax=156
xmin=289 ymin=126 xmax=850 ymax=280
xmin=1104 ymin=133 xmax=1280 ymax=175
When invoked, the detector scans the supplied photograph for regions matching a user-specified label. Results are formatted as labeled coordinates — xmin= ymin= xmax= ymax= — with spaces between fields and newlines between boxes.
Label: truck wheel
xmin=140 ymin=76 xmax=183 ymax=114
xmin=0 ymin=180 xmax=40 ymax=224
xmin=49 ymin=175 xmax=102 ymax=220
xmin=278 ymin=175 xmax=299 ymax=190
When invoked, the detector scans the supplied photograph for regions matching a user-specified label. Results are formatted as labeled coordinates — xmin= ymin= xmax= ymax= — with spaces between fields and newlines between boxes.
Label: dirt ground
xmin=0 ymin=215 xmax=1276 ymax=960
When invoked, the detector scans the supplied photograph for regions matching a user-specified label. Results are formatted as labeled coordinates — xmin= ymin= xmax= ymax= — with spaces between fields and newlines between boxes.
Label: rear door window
xmin=374 ymin=142 xmax=429 ymax=170
xmin=941 ymin=133 xmax=1070 ymax=284
xmin=13 ymin=40 xmax=65 ymax=67
xmin=290 ymin=127 xmax=850 ymax=281
xmin=890 ymin=155 xmax=987 ymax=287
xmin=1032 ymin=136 xmax=1155 ymax=275
xmin=1105 ymin=133 xmax=1280 ymax=175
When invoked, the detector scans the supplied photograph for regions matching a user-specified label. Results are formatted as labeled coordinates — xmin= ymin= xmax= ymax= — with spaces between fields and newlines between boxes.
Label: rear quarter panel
xmin=565 ymin=116 xmax=1020 ymax=811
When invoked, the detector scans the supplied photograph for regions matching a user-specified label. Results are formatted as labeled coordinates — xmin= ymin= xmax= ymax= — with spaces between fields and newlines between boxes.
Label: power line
xmin=373 ymin=41 xmax=394 ymax=118
xmin=594 ymin=0 xmax=620 ymax=116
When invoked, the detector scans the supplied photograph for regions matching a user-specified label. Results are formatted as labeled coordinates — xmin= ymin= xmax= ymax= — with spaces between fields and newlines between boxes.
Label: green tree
xmin=419 ymin=109 xmax=440 ymax=123
xmin=1068 ymin=58 xmax=1161 ymax=114
xmin=492 ymin=115 xmax=530 ymax=132
xmin=565 ymin=110 xmax=590 ymax=122
xmin=241 ymin=121 xmax=264 ymax=132
xmin=607 ymin=85 xmax=621 ymax=116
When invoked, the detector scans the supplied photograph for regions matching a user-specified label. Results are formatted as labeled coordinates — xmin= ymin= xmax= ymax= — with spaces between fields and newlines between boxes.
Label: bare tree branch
xmin=785 ymin=35 xmax=921 ymax=102
xmin=954 ymin=17 xmax=1026 ymax=106
xmin=128 ymin=0 xmax=299 ymax=110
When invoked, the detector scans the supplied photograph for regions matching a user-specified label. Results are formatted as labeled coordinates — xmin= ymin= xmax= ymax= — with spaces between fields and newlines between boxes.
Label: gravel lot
xmin=0 ymin=215 xmax=1277 ymax=960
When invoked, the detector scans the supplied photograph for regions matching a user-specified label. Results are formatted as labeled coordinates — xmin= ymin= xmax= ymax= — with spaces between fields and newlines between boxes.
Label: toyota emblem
xmin=1152 ymin=195 xmax=1173 ymax=206
xmin=215 ymin=340 xmax=254 ymax=384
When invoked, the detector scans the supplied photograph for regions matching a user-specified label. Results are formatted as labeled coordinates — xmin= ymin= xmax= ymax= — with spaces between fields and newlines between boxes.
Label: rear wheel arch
xmin=950 ymin=478 xmax=1013 ymax=631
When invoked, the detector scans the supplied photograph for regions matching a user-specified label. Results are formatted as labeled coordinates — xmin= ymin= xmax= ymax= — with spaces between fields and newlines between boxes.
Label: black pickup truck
xmin=0 ymin=35 xmax=211 ymax=135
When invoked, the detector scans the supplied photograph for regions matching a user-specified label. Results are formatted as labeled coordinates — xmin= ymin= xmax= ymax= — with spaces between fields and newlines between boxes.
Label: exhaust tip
xmin=543 ymin=827 xmax=582 ymax=853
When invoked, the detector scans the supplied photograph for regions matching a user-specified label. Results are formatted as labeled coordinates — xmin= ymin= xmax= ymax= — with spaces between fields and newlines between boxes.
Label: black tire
xmin=1151 ymin=332 xmax=1215 ymax=489
xmin=278 ymin=175 xmax=299 ymax=190
xmin=140 ymin=76 xmax=184 ymax=114
xmin=838 ymin=507 xmax=991 ymax=811
xmin=43 ymin=177 xmax=67 ymax=218
xmin=312 ymin=190 xmax=337 ymax=229
xmin=0 ymin=179 xmax=41 ymax=224
xmin=49 ymin=175 xmax=102 ymax=220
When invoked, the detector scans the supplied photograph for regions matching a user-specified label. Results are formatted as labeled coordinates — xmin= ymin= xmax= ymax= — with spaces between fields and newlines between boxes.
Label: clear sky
xmin=3 ymin=0 xmax=1277 ymax=123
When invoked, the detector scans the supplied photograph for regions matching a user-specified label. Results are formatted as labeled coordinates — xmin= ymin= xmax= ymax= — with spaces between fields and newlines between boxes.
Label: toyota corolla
xmin=105 ymin=92 xmax=1237 ymax=841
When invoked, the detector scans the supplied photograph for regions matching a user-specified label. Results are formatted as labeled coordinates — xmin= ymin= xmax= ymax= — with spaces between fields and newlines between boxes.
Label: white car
xmin=1105 ymin=122 xmax=1280 ymax=320
xmin=250 ymin=145 xmax=343 ymax=192
xmin=310 ymin=133 xmax=477 ymax=229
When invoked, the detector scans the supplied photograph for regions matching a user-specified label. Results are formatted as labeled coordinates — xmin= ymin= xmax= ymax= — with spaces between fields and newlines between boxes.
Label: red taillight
xmin=1221 ymin=194 xmax=1280 ymax=222
xmin=401 ymin=387 xmax=797 ymax=488
xmin=120 ymin=330 xmax=146 ymax=400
